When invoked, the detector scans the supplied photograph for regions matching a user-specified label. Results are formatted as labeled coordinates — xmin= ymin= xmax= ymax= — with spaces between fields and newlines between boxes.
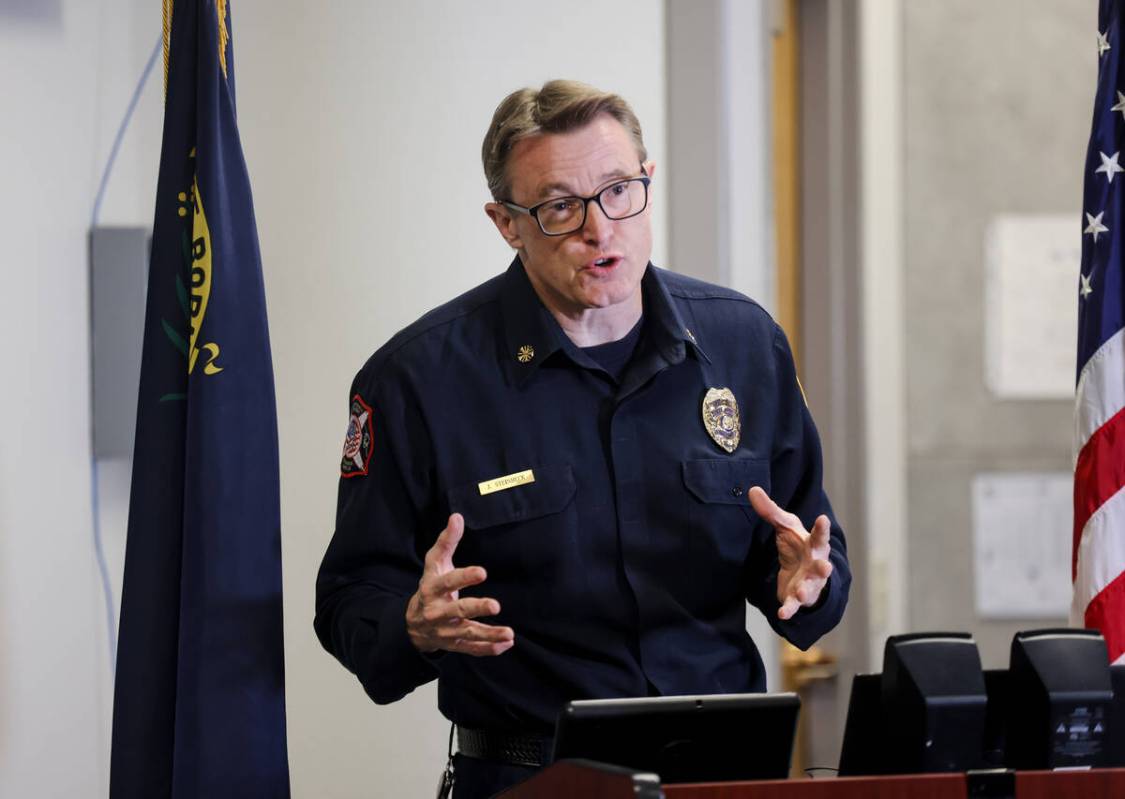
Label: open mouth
xmin=590 ymin=256 xmax=619 ymax=269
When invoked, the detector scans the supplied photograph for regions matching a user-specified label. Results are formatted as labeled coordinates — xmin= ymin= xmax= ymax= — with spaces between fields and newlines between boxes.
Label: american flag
xmin=1074 ymin=0 xmax=1125 ymax=664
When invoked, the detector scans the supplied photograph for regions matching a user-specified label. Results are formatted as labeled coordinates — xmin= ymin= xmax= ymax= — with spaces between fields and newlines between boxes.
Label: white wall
xmin=0 ymin=2 xmax=126 ymax=796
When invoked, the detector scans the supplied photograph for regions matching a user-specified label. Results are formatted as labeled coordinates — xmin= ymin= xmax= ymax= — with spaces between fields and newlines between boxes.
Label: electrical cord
xmin=91 ymin=35 xmax=162 ymax=229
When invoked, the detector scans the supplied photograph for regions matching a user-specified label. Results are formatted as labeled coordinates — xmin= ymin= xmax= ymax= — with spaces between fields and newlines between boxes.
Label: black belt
xmin=456 ymin=726 xmax=552 ymax=768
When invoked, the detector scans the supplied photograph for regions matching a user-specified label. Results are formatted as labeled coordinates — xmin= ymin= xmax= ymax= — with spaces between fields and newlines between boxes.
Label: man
xmin=315 ymin=80 xmax=850 ymax=798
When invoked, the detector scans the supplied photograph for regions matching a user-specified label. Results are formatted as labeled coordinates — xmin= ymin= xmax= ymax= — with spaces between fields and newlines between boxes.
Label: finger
xmin=797 ymin=572 xmax=829 ymax=607
xmin=451 ymin=639 xmax=515 ymax=657
xmin=418 ymin=596 xmax=498 ymax=626
xmin=811 ymin=558 xmax=833 ymax=580
xmin=748 ymin=487 xmax=803 ymax=533
xmin=427 ymin=564 xmax=488 ymax=597
xmin=747 ymin=486 xmax=779 ymax=518
xmin=778 ymin=594 xmax=802 ymax=621
xmin=454 ymin=596 xmax=502 ymax=620
xmin=424 ymin=513 xmax=465 ymax=571
xmin=809 ymin=515 xmax=832 ymax=548
xmin=436 ymin=619 xmax=514 ymax=644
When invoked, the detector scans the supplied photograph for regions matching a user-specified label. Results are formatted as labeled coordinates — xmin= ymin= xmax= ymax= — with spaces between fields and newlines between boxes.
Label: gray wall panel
xmin=903 ymin=0 xmax=1093 ymax=665
xmin=90 ymin=226 xmax=148 ymax=460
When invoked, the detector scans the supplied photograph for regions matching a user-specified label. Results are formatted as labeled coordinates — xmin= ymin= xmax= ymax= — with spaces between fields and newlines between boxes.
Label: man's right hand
xmin=405 ymin=513 xmax=515 ymax=657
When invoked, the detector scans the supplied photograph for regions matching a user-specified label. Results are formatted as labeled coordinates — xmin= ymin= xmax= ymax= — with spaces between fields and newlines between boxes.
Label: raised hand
xmin=405 ymin=513 xmax=515 ymax=656
xmin=747 ymin=487 xmax=833 ymax=621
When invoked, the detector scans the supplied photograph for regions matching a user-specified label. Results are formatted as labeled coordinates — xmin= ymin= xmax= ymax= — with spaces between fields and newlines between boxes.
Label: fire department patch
xmin=341 ymin=394 xmax=374 ymax=478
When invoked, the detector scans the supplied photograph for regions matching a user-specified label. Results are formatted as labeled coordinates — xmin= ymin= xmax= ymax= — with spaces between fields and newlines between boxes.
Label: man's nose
xmin=581 ymin=198 xmax=613 ymax=242
xmin=585 ymin=200 xmax=612 ymax=244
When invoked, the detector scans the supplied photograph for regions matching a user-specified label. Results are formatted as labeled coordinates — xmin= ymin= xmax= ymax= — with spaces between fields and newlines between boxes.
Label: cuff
xmin=775 ymin=574 xmax=845 ymax=651
xmin=367 ymin=594 xmax=442 ymax=703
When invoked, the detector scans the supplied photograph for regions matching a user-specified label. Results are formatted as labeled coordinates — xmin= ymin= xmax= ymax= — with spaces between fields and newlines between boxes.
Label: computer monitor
xmin=552 ymin=692 xmax=800 ymax=783
xmin=839 ymin=633 xmax=988 ymax=775
xmin=981 ymin=668 xmax=1010 ymax=769
xmin=837 ymin=673 xmax=885 ymax=776
xmin=882 ymin=632 xmax=989 ymax=773
xmin=1005 ymin=628 xmax=1113 ymax=770
xmin=1111 ymin=664 xmax=1125 ymax=767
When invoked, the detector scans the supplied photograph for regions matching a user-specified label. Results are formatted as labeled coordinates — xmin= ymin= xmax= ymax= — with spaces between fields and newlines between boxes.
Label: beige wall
xmin=902 ymin=0 xmax=1093 ymax=666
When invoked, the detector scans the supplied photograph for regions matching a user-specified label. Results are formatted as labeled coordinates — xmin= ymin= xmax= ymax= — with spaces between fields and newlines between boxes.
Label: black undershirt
xmin=579 ymin=316 xmax=644 ymax=383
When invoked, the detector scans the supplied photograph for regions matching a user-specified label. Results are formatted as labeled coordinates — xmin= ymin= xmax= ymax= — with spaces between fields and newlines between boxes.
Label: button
xmin=731 ymin=486 xmax=744 ymax=497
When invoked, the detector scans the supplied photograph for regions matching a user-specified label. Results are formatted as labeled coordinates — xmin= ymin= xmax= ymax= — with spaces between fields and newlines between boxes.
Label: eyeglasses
xmin=502 ymin=174 xmax=651 ymax=236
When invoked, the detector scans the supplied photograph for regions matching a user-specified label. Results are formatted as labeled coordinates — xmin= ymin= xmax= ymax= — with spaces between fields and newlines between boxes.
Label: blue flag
xmin=109 ymin=2 xmax=290 ymax=796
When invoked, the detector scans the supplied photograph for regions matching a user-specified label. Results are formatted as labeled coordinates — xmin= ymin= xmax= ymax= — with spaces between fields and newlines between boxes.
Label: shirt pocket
xmin=679 ymin=457 xmax=772 ymax=569
xmin=682 ymin=458 xmax=770 ymax=505
xmin=447 ymin=463 xmax=577 ymax=529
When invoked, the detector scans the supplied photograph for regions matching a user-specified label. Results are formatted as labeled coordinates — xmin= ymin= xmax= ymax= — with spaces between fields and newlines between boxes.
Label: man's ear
xmin=485 ymin=202 xmax=524 ymax=250
xmin=641 ymin=161 xmax=656 ymax=213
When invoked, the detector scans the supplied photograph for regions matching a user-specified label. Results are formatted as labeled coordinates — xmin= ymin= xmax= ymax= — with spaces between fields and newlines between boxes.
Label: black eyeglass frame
xmin=500 ymin=172 xmax=651 ymax=237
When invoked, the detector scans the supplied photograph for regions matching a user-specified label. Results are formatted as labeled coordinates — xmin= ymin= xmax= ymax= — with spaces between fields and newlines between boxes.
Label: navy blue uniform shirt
xmin=315 ymin=258 xmax=850 ymax=734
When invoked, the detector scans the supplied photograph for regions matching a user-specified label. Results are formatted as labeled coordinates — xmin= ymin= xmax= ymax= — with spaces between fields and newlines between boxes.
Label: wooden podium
xmin=497 ymin=759 xmax=1125 ymax=798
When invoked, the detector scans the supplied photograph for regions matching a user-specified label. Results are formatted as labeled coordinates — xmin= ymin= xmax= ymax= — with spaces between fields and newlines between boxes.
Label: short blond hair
xmin=481 ymin=80 xmax=648 ymax=201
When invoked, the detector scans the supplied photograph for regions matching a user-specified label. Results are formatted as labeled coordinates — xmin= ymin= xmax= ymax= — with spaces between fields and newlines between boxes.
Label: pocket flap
xmin=682 ymin=458 xmax=770 ymax=505
xmin=448 ymin=464 xmax=576 ymax=529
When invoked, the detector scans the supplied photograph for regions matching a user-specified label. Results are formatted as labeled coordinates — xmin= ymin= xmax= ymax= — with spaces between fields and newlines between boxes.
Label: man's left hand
xmin=747 ymin=486 xmax=833 ymax=620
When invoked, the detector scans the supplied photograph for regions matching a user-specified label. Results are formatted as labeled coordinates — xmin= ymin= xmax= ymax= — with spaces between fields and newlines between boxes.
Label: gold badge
xmin=517 ymin=345 xmax=535 ymax=363
xmin=702 ymin=387 xmax=740 ymax=453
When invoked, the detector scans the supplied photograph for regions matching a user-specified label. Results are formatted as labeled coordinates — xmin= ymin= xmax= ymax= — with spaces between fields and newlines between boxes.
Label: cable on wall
xmin=89 ymin=33 xmax=162 ymax=675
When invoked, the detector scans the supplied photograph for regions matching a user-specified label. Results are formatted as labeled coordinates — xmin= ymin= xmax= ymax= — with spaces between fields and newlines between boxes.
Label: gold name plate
xmin=478 ymin=469 xmax=535 ymax=496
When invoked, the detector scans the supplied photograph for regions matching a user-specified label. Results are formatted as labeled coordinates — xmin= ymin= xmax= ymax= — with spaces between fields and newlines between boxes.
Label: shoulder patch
xmin=341 ymin=393 xmax=374 ymax=478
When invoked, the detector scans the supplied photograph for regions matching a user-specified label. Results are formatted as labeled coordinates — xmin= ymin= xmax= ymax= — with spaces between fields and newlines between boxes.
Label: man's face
xmin=487 ymin=115 xmax=654 ymax=321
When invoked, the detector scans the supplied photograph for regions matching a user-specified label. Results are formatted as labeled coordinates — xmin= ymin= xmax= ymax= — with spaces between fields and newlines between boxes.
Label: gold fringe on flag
xmin=162 ymin=0 xmax=173 ymax=96
xmin=163 ymin=1 xmax=229 ymax=97
xmin=216 ymin=0 xmax=229 ymax=80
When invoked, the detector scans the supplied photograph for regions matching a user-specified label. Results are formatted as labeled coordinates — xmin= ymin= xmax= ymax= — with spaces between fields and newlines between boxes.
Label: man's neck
xmin=549 ymin=295 xmax=643 ymax=347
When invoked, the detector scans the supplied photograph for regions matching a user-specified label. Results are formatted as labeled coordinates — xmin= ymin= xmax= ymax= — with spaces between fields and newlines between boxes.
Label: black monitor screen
xmin=552 ymin=692 xmax=799 ymax=784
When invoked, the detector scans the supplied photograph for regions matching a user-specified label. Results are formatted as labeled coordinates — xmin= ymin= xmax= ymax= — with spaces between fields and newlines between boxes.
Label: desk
xmin=498 ymin=761 xmax=1125 ymax=799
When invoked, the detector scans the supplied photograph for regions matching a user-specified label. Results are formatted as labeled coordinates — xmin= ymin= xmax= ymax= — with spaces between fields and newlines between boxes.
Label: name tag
xmin=478 ymin=469 xmax=535 ymax=496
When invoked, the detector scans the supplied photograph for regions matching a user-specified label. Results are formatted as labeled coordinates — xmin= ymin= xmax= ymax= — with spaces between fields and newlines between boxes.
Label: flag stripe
xmin=1072 ymin=484 xmax=1125 ymax=620
xmin=1074 ymin=0 xmax=1125 ymax=657
xmin=1072 ymin=405 xmax=1125 ymax=578
xmin=1085 ymin=567 xmax=1125 ymax=662
xmin=1075 ymin=327 xmax=1125 ymax=452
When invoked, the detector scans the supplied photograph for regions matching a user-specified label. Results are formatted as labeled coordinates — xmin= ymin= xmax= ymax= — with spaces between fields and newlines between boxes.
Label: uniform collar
xmin=499 ymin=257 xmax=710 ymax=386
xmin=499 ymin=257 xmax=571 ymax=386
xmin=640 ymin=264 xmax=712 ymax=366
